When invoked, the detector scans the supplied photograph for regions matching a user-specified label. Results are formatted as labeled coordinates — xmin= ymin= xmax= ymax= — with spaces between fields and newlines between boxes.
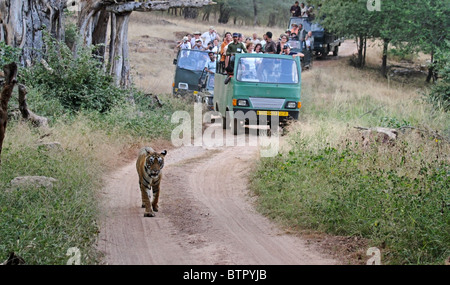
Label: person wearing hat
xmin=176 ymin=36 xmax=191 ymax=50
xmin=190 ymin=31 xmax=203 ymax=48
xmin=263 ymin=31 xmax=277 ymax=54
xmin=192 ymin=38 xmax=204 ymax=50
xmin=225 ymin=32 xmax=248 ymax=68
xmin=204 ymin=51 xmax=217 ymax=75
xmin=281 ymin=44 xmax=303 ymax=58
xmin=290 ymin=23 xmax=300 ymax=35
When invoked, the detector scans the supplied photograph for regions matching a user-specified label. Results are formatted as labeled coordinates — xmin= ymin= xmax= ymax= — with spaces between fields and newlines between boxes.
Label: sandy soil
xmin=97 ymin=126 xmax=338 ymax=265
xmin=96 ymin=36 xmax=358 ymax=265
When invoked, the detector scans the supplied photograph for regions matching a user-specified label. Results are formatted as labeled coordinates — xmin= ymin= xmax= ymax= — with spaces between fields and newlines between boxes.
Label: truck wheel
xmin=333 ymin=46 xmax=339 ymax=56
xmin=320 ymin=47 xmax=329 ymax=58
xmin=222 ymin=116 xmax=230 ymax=130
xmin=233 ymin=118 xmax=243 ymax=135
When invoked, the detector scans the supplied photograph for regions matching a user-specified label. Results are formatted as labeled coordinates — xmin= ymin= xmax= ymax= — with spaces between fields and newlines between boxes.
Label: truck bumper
xmin=232 ymin=108 xmax=299 ymax=124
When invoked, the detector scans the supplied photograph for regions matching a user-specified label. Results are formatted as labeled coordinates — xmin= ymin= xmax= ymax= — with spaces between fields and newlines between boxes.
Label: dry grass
xmin=282 ymin=54 xmax=449 ymax=153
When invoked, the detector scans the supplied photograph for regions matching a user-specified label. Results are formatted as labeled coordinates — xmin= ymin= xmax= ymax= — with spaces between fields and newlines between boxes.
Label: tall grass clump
xmin=252 ymin=60 xmax=450 ymax=264
xmin=0 ymin=122 xmax=101 ymax=264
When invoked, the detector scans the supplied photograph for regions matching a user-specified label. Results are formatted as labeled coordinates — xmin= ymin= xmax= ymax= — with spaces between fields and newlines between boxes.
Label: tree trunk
xmin=355 ymin=35 xmax=366 ymax=68
xmin=108 ymin=12 xmax=132 ymax=87
xmin=253 ymin=0 xmax=258 ymax=26
xmin=18 ymin=84 xmax=48 ymax=127
xmin=218 ymin=3 xmax=230 ymax=24
xmin=183 ymin=7 xmax=198 ymax=19
xmin=381 ymin=39 xmax=389 ymax=77
xmin=426 ymin=50 xmax=437 ymax=83
xmin=267 ymin=13 xmax=276 ymax=27
xmin=0 ymin=0 xmax=66 ymax=66
xmin=0 ymin=62 xmax=18 ymax=163
xmin=91 ymin=8 xmax=110 ymax=63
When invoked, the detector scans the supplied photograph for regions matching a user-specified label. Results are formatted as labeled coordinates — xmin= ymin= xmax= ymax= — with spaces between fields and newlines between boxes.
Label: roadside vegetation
xmin=250 ymin=57 xmax=449 ymax=265
xmin=1 ymin=0 xmax=448 ymax=265
xmin=0 ymin=31 xmax=192 ymax=264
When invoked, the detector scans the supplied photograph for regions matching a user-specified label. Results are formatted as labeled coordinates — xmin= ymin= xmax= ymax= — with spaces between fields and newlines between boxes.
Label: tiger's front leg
xmin=140 ymin=183 xmax=155 ymax=217
xmin=152 ymin=182 xmax=161 ymax=212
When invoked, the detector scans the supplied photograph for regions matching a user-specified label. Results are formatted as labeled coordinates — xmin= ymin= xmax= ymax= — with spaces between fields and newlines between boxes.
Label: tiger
xmin=136 ymin=147 xmax=167 ymax=217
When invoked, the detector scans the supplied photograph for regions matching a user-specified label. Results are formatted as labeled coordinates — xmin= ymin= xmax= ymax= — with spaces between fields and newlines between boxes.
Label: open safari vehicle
xmin=214 ymin=53 xmax=302 ymax=135
xmin=172 ymin=49 xmax=210 ymax=97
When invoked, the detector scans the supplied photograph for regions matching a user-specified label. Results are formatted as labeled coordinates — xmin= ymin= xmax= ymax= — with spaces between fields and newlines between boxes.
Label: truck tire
xmin=320 ymin=46 xmax=329 ymax=58
xmin=222 ymin=116 xmax=230 ymax=130
xmin=333 ymin=46 xmax=339 ymax=56
xmin=233 ymin=118 xmax=243 ymax=135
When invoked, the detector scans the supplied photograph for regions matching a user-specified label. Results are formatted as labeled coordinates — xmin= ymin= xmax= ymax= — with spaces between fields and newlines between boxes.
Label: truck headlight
xmin=285 ymin=101 xmax=298 ymax=109
xmin=234 ymin=99 xmax=249 ymax=107
xmin=178 ymin=82 xmax=188 ymax=90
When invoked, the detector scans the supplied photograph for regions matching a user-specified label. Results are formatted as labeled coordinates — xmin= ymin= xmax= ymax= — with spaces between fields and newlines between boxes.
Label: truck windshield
xmin=287 ymin=40 xmax=302 ymax=51
xmin=236 ymin=57 xmax=299 ymax=84
xmin=177 ymin=49 xmax=209 ymax=71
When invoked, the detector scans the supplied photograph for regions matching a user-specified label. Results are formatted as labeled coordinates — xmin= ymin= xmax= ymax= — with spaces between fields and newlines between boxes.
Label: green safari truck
xmin=214 ymin=53 xmax=302 ymax=134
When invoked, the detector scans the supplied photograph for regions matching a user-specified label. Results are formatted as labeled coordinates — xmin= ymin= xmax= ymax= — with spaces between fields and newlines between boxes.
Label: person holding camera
xmin=176 ymin=36 xmax=191 ymax=50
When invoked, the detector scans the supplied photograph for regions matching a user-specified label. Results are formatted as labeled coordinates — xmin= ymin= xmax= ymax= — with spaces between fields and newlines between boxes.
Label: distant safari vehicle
xmin=214 ymin=53 xmax=302 ymax=135
xmin=288 ymin=17 xmax=343 ymax=57
xmin=172 ymin=49 xmax=210 ymax=96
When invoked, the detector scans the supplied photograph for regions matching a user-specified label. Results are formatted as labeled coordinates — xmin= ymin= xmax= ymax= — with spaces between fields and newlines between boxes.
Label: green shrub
xmin=0 ymin=42 xmax=21 ymax=67
xmin=21 ymin=32 xmax=124 ymax=114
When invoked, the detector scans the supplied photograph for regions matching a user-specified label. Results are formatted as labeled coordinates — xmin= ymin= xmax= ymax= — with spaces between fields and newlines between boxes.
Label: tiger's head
xmin=145 ymin=149 xmax=167 ymax=178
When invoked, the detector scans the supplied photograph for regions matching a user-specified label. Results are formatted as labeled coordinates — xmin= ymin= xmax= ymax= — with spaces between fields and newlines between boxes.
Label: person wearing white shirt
xmin=204 ymin=52 xmax=217 ymax=74
xmin=251 ymin=33 xmax=260 ymax=45
xmin=177 ymin=36 xmax=191 ymax=50
xmin=201 ymin=26 xmax=218 ymax=48
xmin=192 ymin=39 xmax=204 ymax=50
xmin=191 ymin=31 xmax=203 ymax=48
xmin=211 ymin=39 xmax=219 ymax=53
xmin=300 ymin=3 xmax=308 ymax=17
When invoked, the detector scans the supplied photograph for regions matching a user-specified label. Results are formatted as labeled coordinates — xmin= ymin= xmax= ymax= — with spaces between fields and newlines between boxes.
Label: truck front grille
xmin=249 ymin=97 xmax=285 ymax=109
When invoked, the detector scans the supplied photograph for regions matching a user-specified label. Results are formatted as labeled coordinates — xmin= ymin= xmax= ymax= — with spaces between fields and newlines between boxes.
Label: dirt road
xmin=97 ymin=41 xmax=357 ymax=265
xmin=97 ymin=125 xmax=337 ymax=265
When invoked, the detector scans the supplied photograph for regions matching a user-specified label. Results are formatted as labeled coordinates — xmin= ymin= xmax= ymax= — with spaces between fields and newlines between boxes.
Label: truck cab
xmin=214 ymin=53 xmax=302 ymax=135
xmin=172 ymin=49 xmax=210 ymax=96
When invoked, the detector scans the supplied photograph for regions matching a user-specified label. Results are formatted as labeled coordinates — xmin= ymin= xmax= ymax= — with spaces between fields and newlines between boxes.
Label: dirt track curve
xmin=97 ymin=129 xmax=336 ymax=265
xmin=97 ymin=41 xmax=357 ymax=265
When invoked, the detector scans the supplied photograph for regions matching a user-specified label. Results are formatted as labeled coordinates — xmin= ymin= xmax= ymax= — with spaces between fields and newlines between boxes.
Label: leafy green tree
xmin=408 ymin=0 xmax=449 ymax=82
xmin=314 ymin=0 xmax=373 ymax=67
